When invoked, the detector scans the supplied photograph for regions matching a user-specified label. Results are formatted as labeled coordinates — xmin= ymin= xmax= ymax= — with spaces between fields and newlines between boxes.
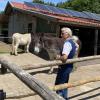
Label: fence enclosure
xmin=0 ymin=55 xmax=100 ymax=99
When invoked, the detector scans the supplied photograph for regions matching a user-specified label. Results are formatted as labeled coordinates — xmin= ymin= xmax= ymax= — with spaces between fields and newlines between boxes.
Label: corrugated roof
xmin=24 ymin=2 xmax=100 ymax=21
xmin=10 ymin=2 xmax=24 ymax=9
xmin=6 ymin=1 xmax=100 ymax=27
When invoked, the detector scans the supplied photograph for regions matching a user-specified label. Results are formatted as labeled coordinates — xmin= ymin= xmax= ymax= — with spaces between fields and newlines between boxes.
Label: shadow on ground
xmin=69 ymin=86 xmax=100 ymax=100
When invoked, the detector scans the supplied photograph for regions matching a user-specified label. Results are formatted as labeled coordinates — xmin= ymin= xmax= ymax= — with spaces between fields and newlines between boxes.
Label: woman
xmin=55 ymin=27 xmax=76 ymax=100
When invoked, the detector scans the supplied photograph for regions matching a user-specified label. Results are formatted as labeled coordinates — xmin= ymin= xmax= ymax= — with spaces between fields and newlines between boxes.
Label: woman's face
xmin=61 ymin=32 xmax=69 ymax=40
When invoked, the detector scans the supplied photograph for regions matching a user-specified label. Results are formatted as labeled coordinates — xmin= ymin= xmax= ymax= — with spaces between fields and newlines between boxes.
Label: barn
xmin=0 ymin=12 xmax=8 ymax=42
xmin=1 ymin=1 xmax=100 ymax=57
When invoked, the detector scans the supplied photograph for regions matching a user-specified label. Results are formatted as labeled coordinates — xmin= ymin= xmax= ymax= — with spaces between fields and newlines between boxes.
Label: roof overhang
xmin=13 ymin=7 xmax=58 ymax=22
xmin=4 ymin=1 xmax=100 ymax=28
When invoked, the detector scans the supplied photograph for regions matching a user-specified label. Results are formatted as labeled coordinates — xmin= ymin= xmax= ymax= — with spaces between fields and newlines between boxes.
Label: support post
xmin=94 ymin=29 xmax=98 ymax=55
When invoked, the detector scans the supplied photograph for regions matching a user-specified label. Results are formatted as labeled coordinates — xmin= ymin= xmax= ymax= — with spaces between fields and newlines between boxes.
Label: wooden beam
xmin=50 ymin=76 xmax=100 ymax=91
xmin=0 ymin=57 xmax=64 ymax=100
xmin=23 ymin=55 xmax=100 ymax=70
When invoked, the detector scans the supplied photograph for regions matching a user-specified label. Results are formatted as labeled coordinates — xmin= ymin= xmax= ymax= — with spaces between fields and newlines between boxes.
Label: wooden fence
xmin=0 ymin=57 xmax=64 ymax=100
xmin=0 ymin=55 xmax=100 ymax=99
xmin=0 ymin=36 xmax=11 ymax=42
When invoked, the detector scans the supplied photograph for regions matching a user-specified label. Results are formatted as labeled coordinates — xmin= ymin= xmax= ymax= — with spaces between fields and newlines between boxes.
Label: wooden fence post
xmin=0 ymin=57 xmax=64 ymax=100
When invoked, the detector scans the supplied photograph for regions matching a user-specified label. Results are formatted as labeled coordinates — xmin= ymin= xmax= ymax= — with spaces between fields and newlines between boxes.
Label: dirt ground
xmin=0 ymin=53 xmax=99 ymax=100
xmin=0 ymin=41 xmax=12 ymax=53
xmin=0 ymin=41 xmax=100 ymax=100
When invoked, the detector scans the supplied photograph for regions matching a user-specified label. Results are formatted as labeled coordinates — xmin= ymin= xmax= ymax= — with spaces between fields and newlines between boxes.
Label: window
xmin=28 ymin=23 xmax=32 ymax=33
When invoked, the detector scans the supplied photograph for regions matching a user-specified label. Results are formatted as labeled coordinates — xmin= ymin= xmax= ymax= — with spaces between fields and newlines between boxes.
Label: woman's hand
xmin=55 ymin=55 xmax=61 ymax=60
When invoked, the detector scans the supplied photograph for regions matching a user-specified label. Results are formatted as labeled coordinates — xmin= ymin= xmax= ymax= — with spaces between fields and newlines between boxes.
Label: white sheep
xmin=11 ymin=33 xmax=31 ymax=56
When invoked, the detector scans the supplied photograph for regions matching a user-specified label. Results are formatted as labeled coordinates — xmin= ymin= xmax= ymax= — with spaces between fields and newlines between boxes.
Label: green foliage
xmin=32 ymin=0 xmax=100 ymax=13
xmin=0 ymin=11 xmax=4 ymax=14
xmin=33 ymin=0 xmax=44 ymax=4
xmin=56 ymin=0 xmax=100 ymax=13
xmin=45 ymin=2 xmax=55 ymax=6
xmin=32 ymin=0 xmax=55 ymax=6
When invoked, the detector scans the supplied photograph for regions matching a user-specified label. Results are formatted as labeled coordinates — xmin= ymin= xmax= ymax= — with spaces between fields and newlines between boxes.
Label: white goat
xmin=11 ymin=33 xmax=31 ymax=56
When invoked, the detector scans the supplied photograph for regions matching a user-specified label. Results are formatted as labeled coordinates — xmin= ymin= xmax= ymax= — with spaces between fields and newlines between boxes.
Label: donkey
xmin=11 ymin=33 xmax=31 ymax=56
xmin=33 ymin=33 xmax=64 ymax=73
xmin=33 ymin=33 xmax=81 ymax=73
xmin=33 ymin=33 xmax=64 ymax=57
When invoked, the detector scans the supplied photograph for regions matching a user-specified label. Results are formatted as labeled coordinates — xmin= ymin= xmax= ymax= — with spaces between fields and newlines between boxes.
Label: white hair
xmin=61 ymin=27 xmax=72 ymax=36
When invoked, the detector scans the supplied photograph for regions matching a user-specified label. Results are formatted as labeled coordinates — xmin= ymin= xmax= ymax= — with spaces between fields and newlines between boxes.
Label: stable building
xmin=0 ymin=12 xmax=8 ymax=42
xmin=1 ymin=1 xmax=100 ymax=56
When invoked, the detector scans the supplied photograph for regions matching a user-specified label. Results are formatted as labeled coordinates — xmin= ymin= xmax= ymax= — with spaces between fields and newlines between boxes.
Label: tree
xmin=56 ymin=0 xmax=100 ymax=14
xmin=33 ymin=0 xmax=55 ymax=6
xmin=33 ymin=0 xmax=44 ymax=4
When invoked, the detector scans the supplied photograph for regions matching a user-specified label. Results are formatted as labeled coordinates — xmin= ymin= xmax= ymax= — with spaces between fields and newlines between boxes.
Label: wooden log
xmin=6 ymin=92 xmax=35 ymax=99
xmin=51 ymin=76 xmax=100 ymax=91
xmin=23 ymin=55 xmax=100 ymax=70
xmin=0 ymin=57 xmax=64 ymax=100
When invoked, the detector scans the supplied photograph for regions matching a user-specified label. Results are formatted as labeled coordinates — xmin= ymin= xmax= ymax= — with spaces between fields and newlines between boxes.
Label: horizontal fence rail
xmin=23 ymin=55 xmax=100 ymax=70
xmin=51 ymin=76 xmax=100 ymax=91
xmin=0 ymin=57 xmax=64 ymax=100
xmin=0 ymin=37 xmax=12 ymax=38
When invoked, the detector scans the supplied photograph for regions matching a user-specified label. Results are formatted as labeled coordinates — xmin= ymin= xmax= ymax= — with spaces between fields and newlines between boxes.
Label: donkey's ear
xmin=41 ymin=33 xmax=44 ymax=37
xmin=39 ymin=33 xmax=44 ymax=41
xmin=31 ymin=32 xmax=35 ymax=36
xmin=40 ymin=36 xmax=42 ymax=42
